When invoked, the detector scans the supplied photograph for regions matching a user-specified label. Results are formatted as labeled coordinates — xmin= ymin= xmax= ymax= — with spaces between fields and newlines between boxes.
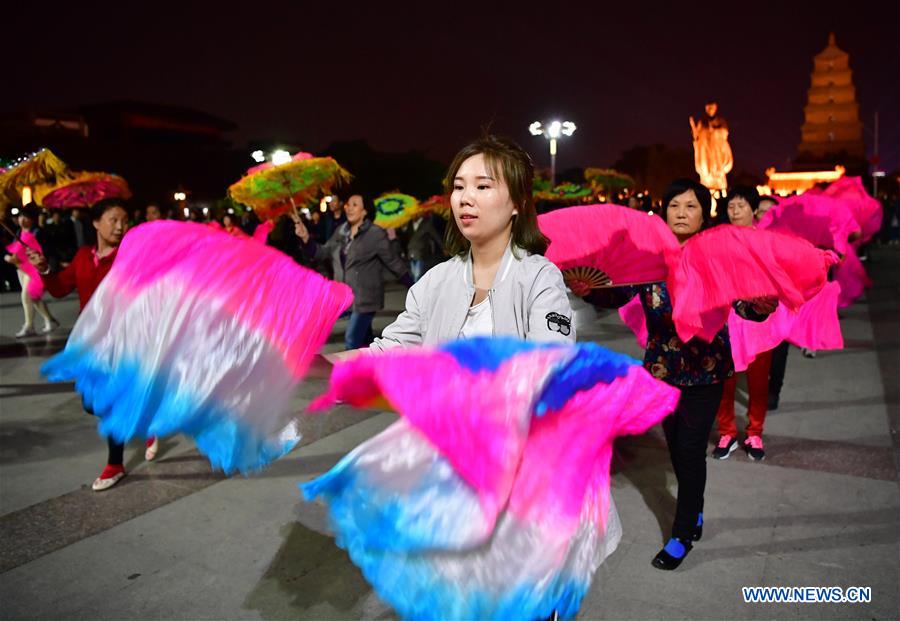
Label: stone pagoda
xmin=797 ymin=33 xmax=865 ymax=165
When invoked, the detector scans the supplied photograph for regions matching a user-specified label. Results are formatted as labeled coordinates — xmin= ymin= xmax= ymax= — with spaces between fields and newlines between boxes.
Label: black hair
xmin=19 ymin=202 xmax=39 ymax=221
xmin=90 ymin=198 xmax=129 ymax=222
xmin=662 ymin=178 xmax=713 ymax=229
xmin=727 ymin=185 xmax=760 ymax=212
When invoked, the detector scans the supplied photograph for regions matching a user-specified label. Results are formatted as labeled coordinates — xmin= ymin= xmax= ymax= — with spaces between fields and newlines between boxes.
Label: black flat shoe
xmin=651 ymin=538 xmax=692 ymax=570
xmin=692 ymin=523 xmax=702 ymax=541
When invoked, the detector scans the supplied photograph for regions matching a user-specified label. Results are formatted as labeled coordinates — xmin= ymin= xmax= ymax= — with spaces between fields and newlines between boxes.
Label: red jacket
xmin=42 ymin=246 xmax=119 ymax=312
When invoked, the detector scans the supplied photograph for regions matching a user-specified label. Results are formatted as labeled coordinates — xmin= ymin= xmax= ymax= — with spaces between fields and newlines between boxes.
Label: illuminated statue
xmin=690 ymin=102 xmax=733 ymax=192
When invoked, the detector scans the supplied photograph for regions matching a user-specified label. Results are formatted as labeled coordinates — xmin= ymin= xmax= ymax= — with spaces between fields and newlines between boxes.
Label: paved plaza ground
xmin=1 ymin=249 xmax=897 ymax=620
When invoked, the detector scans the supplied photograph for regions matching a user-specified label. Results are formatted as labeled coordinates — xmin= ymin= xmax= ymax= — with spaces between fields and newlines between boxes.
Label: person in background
xmin=41 ymin=208 xmax=77 ymax=271
xmin=712 ymin=186 xmax=771 ymax=462
xmin=27 ymin=199 xmax=158 ymax=491
xmin=4 ymin=204 xmax=60 ymax=337
xmin=294 ymin=193 xmax=412 ymax=350
xmin=322 ymin=195 xmax=346 ymax=240
xmin=0 ymin=205 xmax=21 ymax=292
xmin=145 ymin=204 xmax=163 ymax=222
xmin=405 ymin=214 xmax=445 ymax=282
xmin=756 ymin=195 xmax=778 ymax=218
xmin=70 ymin=208 xmax=95 ymax=249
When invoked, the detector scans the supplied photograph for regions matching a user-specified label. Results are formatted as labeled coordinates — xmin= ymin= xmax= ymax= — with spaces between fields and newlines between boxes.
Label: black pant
xmin=662 ymin=382 xmax=725 ymax=540
xmin=768 ymin=341 xmax=790 ymax=399
xmin=108 ymin=437 xmax=125 ymax=466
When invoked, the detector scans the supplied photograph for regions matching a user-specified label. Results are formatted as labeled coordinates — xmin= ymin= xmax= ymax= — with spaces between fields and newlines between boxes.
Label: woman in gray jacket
xmin=370 ymin=135 xmax=574 ymax=350
xmin=295 ymin=194 xmax=411 ymax=349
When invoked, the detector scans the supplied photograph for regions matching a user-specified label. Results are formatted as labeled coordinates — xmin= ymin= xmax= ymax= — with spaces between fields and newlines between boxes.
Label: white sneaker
xmin=15 ymin=325 xmax=36 ymax=338
xmin=41 ymin=320 xmax=60 ymax=334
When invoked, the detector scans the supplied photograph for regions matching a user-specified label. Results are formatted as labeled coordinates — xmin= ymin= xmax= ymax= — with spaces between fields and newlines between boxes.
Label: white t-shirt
xmin=459 ymin=296 xmax=493 ymax=338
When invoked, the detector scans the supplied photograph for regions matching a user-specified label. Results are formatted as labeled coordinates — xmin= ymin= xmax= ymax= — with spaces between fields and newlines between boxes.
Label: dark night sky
xmin=7 ymin=1 xmax=900 ymax=175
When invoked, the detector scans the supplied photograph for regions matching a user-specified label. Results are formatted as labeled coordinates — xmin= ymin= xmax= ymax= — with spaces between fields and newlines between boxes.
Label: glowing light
xmin=765 ymin=166 xmax=845 ymax=195
xmin=561 ymin=121 xmax=576 ymax=137
xmin=202 ymin=207 xmax=209 ymax=215
xmin=251 ymin=150 xmax=265 ymax=163
xmin=227 ymin=208 xmax=235 ymax=214
xmin=21 ymin=186 xmax=32 ymax=205
xmin=528 ymin=122 xmax=543 ymax=136
xmin=11 ymin=207 xmax=20 ymax=215
xmin=173 ymin=191 xmax=187 ymax=201
xmin=319 ymin=197 xmax=328 ymax=212
xmin=547 ymin=120 xmax=562 ymax=139
xmin=183 ymin=207 xmax=189 ymax=217
xmin=271 ymin=150 xmax=292 ymax=166
xmin=873 ymin=171 xmax=886 ymax=178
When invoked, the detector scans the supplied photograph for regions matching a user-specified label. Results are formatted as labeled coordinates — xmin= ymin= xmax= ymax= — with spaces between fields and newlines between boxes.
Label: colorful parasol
xmin=420 ymin=194 xmax=451 ymax=219
xmin=535 ymin=182 xmax=593 ymax=203
xmin=35 ymin=172 xmax=131 ymax=209
xmin=373 ymin=192 xmax=423 ymax=228
xmin=228 ymin=152 xmax=351 ymax=220
xmin=0 ymin=149 xmax=71 ymax=209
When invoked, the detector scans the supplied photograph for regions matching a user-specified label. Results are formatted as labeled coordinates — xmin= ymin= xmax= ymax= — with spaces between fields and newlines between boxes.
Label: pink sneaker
xmin=744 ymin=435 xmax=765 ymax=461
xmin=712 ymin=434 xmax=738 ymax=459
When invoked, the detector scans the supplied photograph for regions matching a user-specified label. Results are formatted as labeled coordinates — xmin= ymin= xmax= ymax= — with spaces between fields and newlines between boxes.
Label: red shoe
xmin=145 ymin=437 xmax=159 ymax=461
xmin=92 ymin=464 xmax=125 ymax=491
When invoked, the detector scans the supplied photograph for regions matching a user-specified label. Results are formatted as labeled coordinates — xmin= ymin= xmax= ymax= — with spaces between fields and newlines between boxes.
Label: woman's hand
xmin=749 ymin=296 xmax=779 ymax=315
xmin=293 ymin=218 xmax=310 ymax=243
xmin=25 ymin=248 xmax=48 ymax=273
xmin=3 ymin=254 xmax=18 ymax=267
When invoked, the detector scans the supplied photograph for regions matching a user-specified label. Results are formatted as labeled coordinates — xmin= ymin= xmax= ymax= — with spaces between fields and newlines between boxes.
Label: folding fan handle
xmin=563 ymin=266 xmax=662 ymax=296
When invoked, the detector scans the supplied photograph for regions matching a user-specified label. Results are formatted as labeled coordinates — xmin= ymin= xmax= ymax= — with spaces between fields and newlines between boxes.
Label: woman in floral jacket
xmin=588 ymin=179 xmax=776 ymax=571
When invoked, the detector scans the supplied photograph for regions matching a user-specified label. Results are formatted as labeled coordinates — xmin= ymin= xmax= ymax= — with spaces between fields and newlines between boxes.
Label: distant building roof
xmin=77 ymin=100 xmax=237 ymax=136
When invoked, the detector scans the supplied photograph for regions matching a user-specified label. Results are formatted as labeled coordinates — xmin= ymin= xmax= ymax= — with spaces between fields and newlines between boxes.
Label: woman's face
xmin=344 ymin=195 xmax=366 ymax=226
xmin=757 ymin=198 xmax=776 ymax=218
xmin=450 ymin=153 xmax=515 ymax=247
xmin=17 ymin=214 xmax=33 ymax=230
xmin=666 ymin=190 xmax=704 ymax=241
xmin=93 ymin=206 xmax=128 ymax=247
xmin=727 ymin=196 xmax=755 ymax=227
xmin=222 ymin=214 xmax=234 ymax=228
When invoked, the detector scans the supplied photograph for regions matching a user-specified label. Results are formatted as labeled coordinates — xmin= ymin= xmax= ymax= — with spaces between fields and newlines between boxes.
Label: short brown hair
xmin=442 ymin=135 xmax=549 ymax=257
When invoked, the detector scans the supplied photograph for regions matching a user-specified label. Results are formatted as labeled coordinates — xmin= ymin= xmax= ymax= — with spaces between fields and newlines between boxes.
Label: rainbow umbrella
xmin=35 ymin=172 xmax=131 ymax=208
xmin=373 ymin=192 xmax=422 ymax=228
xmin=0 ymin=149 xmax=71 ymax=209
xmin=228 ymin=152 xmax=351 ymax=220
xmin=535 ymin=182 xmax=593 ymax=203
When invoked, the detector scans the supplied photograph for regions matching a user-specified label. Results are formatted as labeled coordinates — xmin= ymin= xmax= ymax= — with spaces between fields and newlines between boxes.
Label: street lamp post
xmin=529 ymin=120 xmax=576 ymax=186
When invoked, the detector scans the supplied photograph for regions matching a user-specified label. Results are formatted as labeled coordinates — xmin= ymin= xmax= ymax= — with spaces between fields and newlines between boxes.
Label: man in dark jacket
xmin=405 ymin=214 xmax=445 ymax=282
xmin=294 ymin=194 xmax=411 ymax=349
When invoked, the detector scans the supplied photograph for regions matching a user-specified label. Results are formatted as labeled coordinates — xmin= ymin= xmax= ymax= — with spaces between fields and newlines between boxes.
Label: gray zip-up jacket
xmin=306 ymin=219 xmax=410 ymax=313
xmin=370 ymin=244 xmax=575 ymax=350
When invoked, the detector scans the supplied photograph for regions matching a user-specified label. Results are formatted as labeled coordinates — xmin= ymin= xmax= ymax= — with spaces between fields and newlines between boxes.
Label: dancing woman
xmin=713 ymin=186 xmax=771 ymax=462
xmin=587 ymin=179 xmax=777 ymax=570
xmin=368 ymin=134 xmax=574 ymax=347
xmin=27 ymin=199 xmax=158 ymax=491
xmin=294 ymin=194 xmax=411 ymax=350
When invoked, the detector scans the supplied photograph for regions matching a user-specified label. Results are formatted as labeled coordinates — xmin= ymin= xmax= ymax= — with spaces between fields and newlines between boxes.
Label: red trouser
xmin=717 ymin=350 xmax=773 ymax=438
